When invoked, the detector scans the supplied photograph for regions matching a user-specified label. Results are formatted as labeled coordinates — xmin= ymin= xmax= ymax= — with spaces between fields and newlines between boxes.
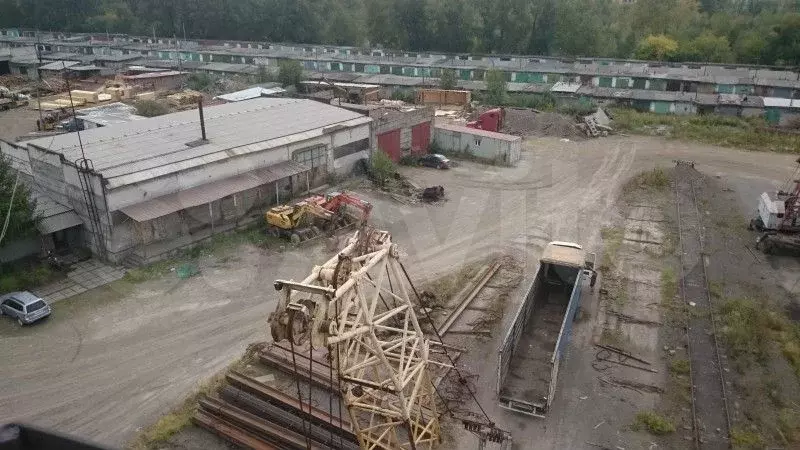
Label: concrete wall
xmin=433 ymin=126 xmax=521 ymax=166
xmin=671 ymin=102 xmax=697 ymax=115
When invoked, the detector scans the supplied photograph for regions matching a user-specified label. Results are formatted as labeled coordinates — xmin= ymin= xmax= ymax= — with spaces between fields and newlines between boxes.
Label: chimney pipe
xmin=198 ymin=98 xmax=207 ymax=141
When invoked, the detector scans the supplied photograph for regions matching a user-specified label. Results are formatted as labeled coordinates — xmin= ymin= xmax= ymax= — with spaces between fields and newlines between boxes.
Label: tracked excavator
xmin=264 ymin=192 xmax=372 ymax=244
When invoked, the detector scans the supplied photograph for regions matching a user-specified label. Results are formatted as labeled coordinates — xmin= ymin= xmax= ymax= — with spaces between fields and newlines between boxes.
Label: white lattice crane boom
xmin=269 ymin=228 xmax=443 ymax=450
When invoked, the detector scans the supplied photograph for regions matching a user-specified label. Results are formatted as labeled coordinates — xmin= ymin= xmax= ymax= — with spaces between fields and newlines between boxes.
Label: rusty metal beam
xmin=226 ymin=371 xmax=357 ymax=442
xmin=193 ymin=410 xmax=277 ymax=450
xmin=440 ymin=262 xmax=501 ymax=335
xmin=258 ymin=349 xmax=339 ymax=393
xmin=198 ymin=396 xmax=326 ymax=450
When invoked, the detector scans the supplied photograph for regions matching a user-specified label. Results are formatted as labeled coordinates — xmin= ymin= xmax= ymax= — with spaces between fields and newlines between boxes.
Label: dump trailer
xmin=497 ymin=241 xmax=594 ymax=417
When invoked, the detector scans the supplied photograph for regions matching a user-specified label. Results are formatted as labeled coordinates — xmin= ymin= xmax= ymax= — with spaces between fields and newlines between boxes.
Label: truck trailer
xmin=497 ymin=241 xmax=594 ymax=417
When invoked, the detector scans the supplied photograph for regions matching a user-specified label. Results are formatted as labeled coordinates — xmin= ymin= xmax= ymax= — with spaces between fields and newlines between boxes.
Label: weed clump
xmin=632 ymin=411 xmax=675 ymax=435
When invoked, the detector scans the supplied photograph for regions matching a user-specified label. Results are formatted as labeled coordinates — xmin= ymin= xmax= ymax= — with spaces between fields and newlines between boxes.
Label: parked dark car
xmin=0 ymin=292 xmax=51 ymax=326
xmin=418 ymin=154 xmax=450 ymax=169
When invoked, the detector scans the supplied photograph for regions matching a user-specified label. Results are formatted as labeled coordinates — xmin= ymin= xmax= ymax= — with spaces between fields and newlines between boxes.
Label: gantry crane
xmin=268 ymin=227 xmax=443 ymax=449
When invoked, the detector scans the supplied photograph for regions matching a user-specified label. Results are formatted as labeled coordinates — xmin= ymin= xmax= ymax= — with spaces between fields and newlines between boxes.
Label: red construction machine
xmin=467 ymin=107 xmax=505 ymax=132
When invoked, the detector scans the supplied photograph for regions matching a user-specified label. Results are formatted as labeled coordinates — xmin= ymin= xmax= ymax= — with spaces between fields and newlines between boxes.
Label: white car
xmin=0 ymin=291 xmax=51 ymax=326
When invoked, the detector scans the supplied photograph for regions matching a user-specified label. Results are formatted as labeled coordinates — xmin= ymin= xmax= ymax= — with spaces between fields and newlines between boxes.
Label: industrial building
xmin=336 ymin=103 xmax=434 ymax=162
xmin=434 ymin=124 xmax=521 ymax=166
xmin=1 ymin=98 xmax=373 ymax=264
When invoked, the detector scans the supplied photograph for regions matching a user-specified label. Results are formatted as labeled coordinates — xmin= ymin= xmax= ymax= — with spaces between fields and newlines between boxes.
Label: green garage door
xmin=765 ymin=108 xmax=781 ymax=125
xmin=653 ymin=101 xmax=671 ymax=114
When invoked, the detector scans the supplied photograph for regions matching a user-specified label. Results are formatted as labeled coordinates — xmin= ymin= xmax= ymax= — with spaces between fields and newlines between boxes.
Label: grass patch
xmin=708 ymin=281 xmax=723 ymax=299
xmin=661 ymin=267 xmax=677 ymax=303
xmin=632 ymin=411 xmax=675 ymax=435
xmin=129 ymin=348 xmax=257 ymax=449
xmin=610 ymin=107 xmax=800 ymax=154
xmin=719 ymin=297 xmax=795 ymax=366
xmin=0 ymin=263 xmax=60 ymax=292
xmin=599 ymin=226 xmax=624 ymax=273
xmin=624 ymin=168 xmax=670 ymax=193
xmin=669 ymin=358 xmax=690 ymax=375
xmin=600 ymin=327 xmax=626 ymax=347
xmin=731 ymin=427 xmax=764 ymax=449
xmin=778 ymin=408 xmax=800 ymax=443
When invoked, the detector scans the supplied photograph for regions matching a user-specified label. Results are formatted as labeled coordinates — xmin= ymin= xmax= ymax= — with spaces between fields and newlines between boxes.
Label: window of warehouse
xmin=292 ymin=146 xmax=327 ymax=167
xmin=333 ymin=138 xmax=369 ymax=159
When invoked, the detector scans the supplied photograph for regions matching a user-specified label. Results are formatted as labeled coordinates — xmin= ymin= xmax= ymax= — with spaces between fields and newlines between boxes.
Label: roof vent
xmin=186 ymin=98 xmax=209 ymax=147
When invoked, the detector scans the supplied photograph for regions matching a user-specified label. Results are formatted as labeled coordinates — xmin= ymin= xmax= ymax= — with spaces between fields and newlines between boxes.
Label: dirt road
xmin=0 ymin=135 xmax=795 ymax=448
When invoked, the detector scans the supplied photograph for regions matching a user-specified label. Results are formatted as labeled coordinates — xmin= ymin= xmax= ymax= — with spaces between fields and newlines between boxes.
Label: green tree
xmin=0 ymin=156 xmax=37 ymax=246
xmin=277 ymin=59 xmax=305 ymax=88
xmin=683 ymin=32 xmax=733 ymax=62
xmin=635 ymin=34 xmax=679 ymax=60
xmin=485 ymin=69 xmax=507 ymax=105
xmin=439 ymin=69 xmax=457 ymax=90
xmin=187 ymin=72 xmax=213 ymax=91
xmin=733 ymin=30 xmax=768 ymax=64
xmin=764 ymin=14 xmax=800 ymax=65
xmin=255 ymin=65 xmax=274 ymax=83
xmin=370 ymin=149 xmax=396 ymax=187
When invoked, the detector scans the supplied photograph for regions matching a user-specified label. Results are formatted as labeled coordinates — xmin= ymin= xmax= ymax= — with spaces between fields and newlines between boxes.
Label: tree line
xmin=0 ymin=0 xmax=798 ymax=65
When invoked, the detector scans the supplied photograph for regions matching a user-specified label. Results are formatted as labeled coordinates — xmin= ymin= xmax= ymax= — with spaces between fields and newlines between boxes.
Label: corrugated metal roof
xmin=39 ymin=60 xmax=80 ymax=70
xmin=551 ymin=81 xmax=582 ymax=93
xmin=38 ymin=210 xmax=83 ymax=234
xmin=32 ymin=190 xmax=83 ymax=234
xmin=120 ymin=160 xmax=309 ymax=222
xmin=24 ymin=98 xmax=371 ymax=189
xmin=33 ymin=191 xmax=71 ymax=218
xmin=435 ymin=123 xmax=521 ymax=142
xmin=215 ymin=86 xmax=287 ymax=102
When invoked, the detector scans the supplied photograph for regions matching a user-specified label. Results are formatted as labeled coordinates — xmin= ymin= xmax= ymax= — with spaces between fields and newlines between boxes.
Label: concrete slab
xmin=32 ymin=259 xmax=127 ymax=304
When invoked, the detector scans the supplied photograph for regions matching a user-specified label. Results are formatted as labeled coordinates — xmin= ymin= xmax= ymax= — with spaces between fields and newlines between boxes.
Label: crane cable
xmin=288 ymin=333 xmax=313 ymax=450
xmin=398 ymin=261 xmax=495 ymax=427
xmin=0 ymin=170 xmax=20 ymax=247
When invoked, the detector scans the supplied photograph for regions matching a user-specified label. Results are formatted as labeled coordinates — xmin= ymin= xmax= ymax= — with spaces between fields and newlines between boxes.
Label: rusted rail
xmin=258 ymin=348 xmax=339 ymax=393
xmin=198 ymin=395 xmax=328 ymax=450
xmin=227 ymin=371 xmax=357 ymax=442
xmin=193 ymin=410 xmax=277 ymax=450
xmin=674 ymin=162 xmax=732 ymax=449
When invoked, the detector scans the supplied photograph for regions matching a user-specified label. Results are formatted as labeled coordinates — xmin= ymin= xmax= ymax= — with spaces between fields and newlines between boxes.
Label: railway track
xmin=674 ymin=161 xmax=732 ymax=449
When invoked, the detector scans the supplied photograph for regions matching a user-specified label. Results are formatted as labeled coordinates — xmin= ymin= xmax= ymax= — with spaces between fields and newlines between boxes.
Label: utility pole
xmin=34 ymin=30 xmax=43 ymax=128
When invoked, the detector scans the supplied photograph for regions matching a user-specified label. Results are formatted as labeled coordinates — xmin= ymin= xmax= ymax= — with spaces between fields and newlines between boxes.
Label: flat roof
xmin=435 ymin=123 xmax=521 ymax=142
xmin=121 ymin=70 xmax=186 ymax=79
xmin=215 ymin=86 xmax=287 ymax=102
xmin=25 ymin=97 xmax=371 ymax=189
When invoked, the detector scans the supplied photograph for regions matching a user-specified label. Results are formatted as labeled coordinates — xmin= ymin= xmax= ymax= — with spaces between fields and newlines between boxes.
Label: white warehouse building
xmin=1 ymin=98 xmax=373 ymax=264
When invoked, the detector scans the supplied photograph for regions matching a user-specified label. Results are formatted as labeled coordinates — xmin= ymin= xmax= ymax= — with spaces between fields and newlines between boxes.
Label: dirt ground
xmin=0 ymin=106 xmax=40 ymax=141
xmin=1 ymin=134 xmax=798 ymax=449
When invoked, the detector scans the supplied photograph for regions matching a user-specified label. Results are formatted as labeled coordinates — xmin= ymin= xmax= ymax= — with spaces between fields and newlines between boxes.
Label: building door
xmin=377 ymin=129 xmax=401 ymax=162
xmin=411 ymin=122 xmax=431 ymax=155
